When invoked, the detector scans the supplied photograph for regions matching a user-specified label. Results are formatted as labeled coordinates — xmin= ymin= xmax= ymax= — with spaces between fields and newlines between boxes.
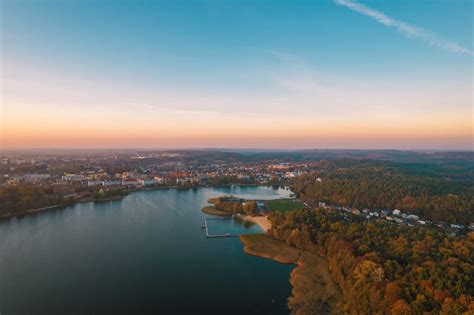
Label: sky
xmin=1 ymin=0 xmax=472 ymax=150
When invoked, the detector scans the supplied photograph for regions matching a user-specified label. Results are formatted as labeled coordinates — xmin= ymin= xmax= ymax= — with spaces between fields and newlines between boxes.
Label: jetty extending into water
xmin=202 ymin=217 xmax=241 ymax=238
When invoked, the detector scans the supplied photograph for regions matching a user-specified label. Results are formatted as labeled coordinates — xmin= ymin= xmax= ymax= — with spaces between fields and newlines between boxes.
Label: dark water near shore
xmin=206 ymin=217 xmax=262 ymax=236
xmin=0 ymin=186 xmax=293 ymax=314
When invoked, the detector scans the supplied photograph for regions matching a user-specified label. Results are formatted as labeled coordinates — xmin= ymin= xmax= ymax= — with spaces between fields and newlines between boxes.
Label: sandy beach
xmin=241 ymin=215 xmax=271 ymax=232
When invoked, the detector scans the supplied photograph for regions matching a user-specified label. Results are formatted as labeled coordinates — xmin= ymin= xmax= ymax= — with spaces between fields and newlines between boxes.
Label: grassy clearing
xmin=267 ymin=199 xmax=303 ymax=212
xmin=240 ymin=234 xmax=300 ymax=264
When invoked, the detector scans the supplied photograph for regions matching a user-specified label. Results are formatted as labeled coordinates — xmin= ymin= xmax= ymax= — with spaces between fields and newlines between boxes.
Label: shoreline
xmin=0 ymin=204 xmax=62 ymax=221
xmin=201 ymin=206 xmax=232 ymax=216
xmin=93 ymin=195 xmax=126 ymax=202
xmin=240 ymin=234 xmax=341 ymax=313
xmin=0 ymin=184 xmax=289 ymax=222
xmin=0 ymin=195 xmax=126 ymax=221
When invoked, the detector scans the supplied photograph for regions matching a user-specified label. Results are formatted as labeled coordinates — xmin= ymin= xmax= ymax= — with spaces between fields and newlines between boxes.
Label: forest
xmin=0 ymin=185 xmax=128 ymax=216
xmin=0 ymin=186 xmax=66 ymax=216
xmin=291 ymin=160 xmax=473 ymax=224
xmin=268 ymin=208 xmax=473 ymax=314
xmin=211 ymin=197 xmax=259 ymax=215
xmin=92 ymin=187 xmax=127 ymax=200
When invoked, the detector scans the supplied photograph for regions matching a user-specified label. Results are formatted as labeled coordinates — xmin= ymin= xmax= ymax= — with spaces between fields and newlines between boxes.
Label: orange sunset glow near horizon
xmin=2 ymin=108 xmax=471 ymax=150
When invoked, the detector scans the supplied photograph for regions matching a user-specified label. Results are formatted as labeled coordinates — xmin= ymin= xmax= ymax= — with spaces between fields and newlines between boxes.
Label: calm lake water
xmin=0 ymin=186 xmax=294 ymax=314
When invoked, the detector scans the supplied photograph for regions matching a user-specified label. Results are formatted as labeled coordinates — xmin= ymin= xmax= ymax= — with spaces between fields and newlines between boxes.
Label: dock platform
xmin=203 ymin=217 xmax=241 ymax=238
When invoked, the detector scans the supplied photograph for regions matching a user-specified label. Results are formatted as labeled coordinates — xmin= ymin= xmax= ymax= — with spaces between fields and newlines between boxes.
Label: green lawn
xmin=266 ymin=199 xmax=303 ymax=212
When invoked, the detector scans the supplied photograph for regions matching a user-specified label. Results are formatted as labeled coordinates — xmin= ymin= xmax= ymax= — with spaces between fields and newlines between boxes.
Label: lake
xmin=0 ymin=186 xmax=294 ymax=314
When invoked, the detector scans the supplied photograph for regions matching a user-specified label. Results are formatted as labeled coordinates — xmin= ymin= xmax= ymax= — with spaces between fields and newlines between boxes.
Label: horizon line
xmin=1 ymin=147 xmax=472 ymax=153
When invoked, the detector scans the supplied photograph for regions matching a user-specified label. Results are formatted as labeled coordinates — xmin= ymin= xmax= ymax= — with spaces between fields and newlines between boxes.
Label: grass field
xmin=266 ymin=199 xmax=303 ymax=212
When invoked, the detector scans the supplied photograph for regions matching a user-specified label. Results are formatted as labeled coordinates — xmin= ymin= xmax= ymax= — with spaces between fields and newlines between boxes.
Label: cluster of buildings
xmin=316 ymin=202 xmax=473 ymax=235
xmin=1 ymin=152 xmax=315 ymax=198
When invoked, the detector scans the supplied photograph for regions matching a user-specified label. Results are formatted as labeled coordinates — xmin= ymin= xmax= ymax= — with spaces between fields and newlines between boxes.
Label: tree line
xmin=212 ymin=197 xmax=259 ymax=215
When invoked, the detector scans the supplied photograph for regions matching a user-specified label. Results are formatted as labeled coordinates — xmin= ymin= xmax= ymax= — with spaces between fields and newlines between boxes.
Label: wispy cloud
xmin=334 ymin=0 xmax=473 ymax=56
xmin=261 ymin=49 xmax=306 ymax=65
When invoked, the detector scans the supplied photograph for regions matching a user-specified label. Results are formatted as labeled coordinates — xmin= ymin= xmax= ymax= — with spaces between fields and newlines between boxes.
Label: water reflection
xmin=205 ymin=217 xmax=262 ymax=236
xmin=0 ymin=187 xmax=293 ymax=315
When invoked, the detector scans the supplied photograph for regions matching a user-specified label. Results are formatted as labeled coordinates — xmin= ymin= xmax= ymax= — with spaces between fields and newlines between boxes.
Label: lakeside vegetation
xmin=289 ymin=251 xmax=341 ymax=315
xmin=240 ymin=233 xmax=301 ymax=264
xmin=201 ymin=205 xmax=231 ymax=216
xmin=0 ymin=186 xmax=71 ymax=218
xmin=202 ymin=196 xmax=259 ymax=215
xmin=240 ymin=234 xmax=341 ymax=314
xmin=92 ymin=187 xmax=127 ymax=201
xmin=0 ymin=186 xmax=127 ymax=219
xmin=267 ymin=208 xmax=473 ymax=314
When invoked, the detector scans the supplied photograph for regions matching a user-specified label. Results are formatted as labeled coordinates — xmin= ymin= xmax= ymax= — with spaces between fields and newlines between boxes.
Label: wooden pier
xmin=203 ymin=217 xmax=240 ymax=238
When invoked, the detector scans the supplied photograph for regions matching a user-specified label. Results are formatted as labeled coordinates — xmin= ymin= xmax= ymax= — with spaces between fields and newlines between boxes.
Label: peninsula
xmin=201 ymin=195 xmax=272 ymax=231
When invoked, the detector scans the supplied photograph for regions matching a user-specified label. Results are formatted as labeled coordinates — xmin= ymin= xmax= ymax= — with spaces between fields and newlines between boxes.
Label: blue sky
xmin=1 ymin=0 xmax=473 ymax=149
